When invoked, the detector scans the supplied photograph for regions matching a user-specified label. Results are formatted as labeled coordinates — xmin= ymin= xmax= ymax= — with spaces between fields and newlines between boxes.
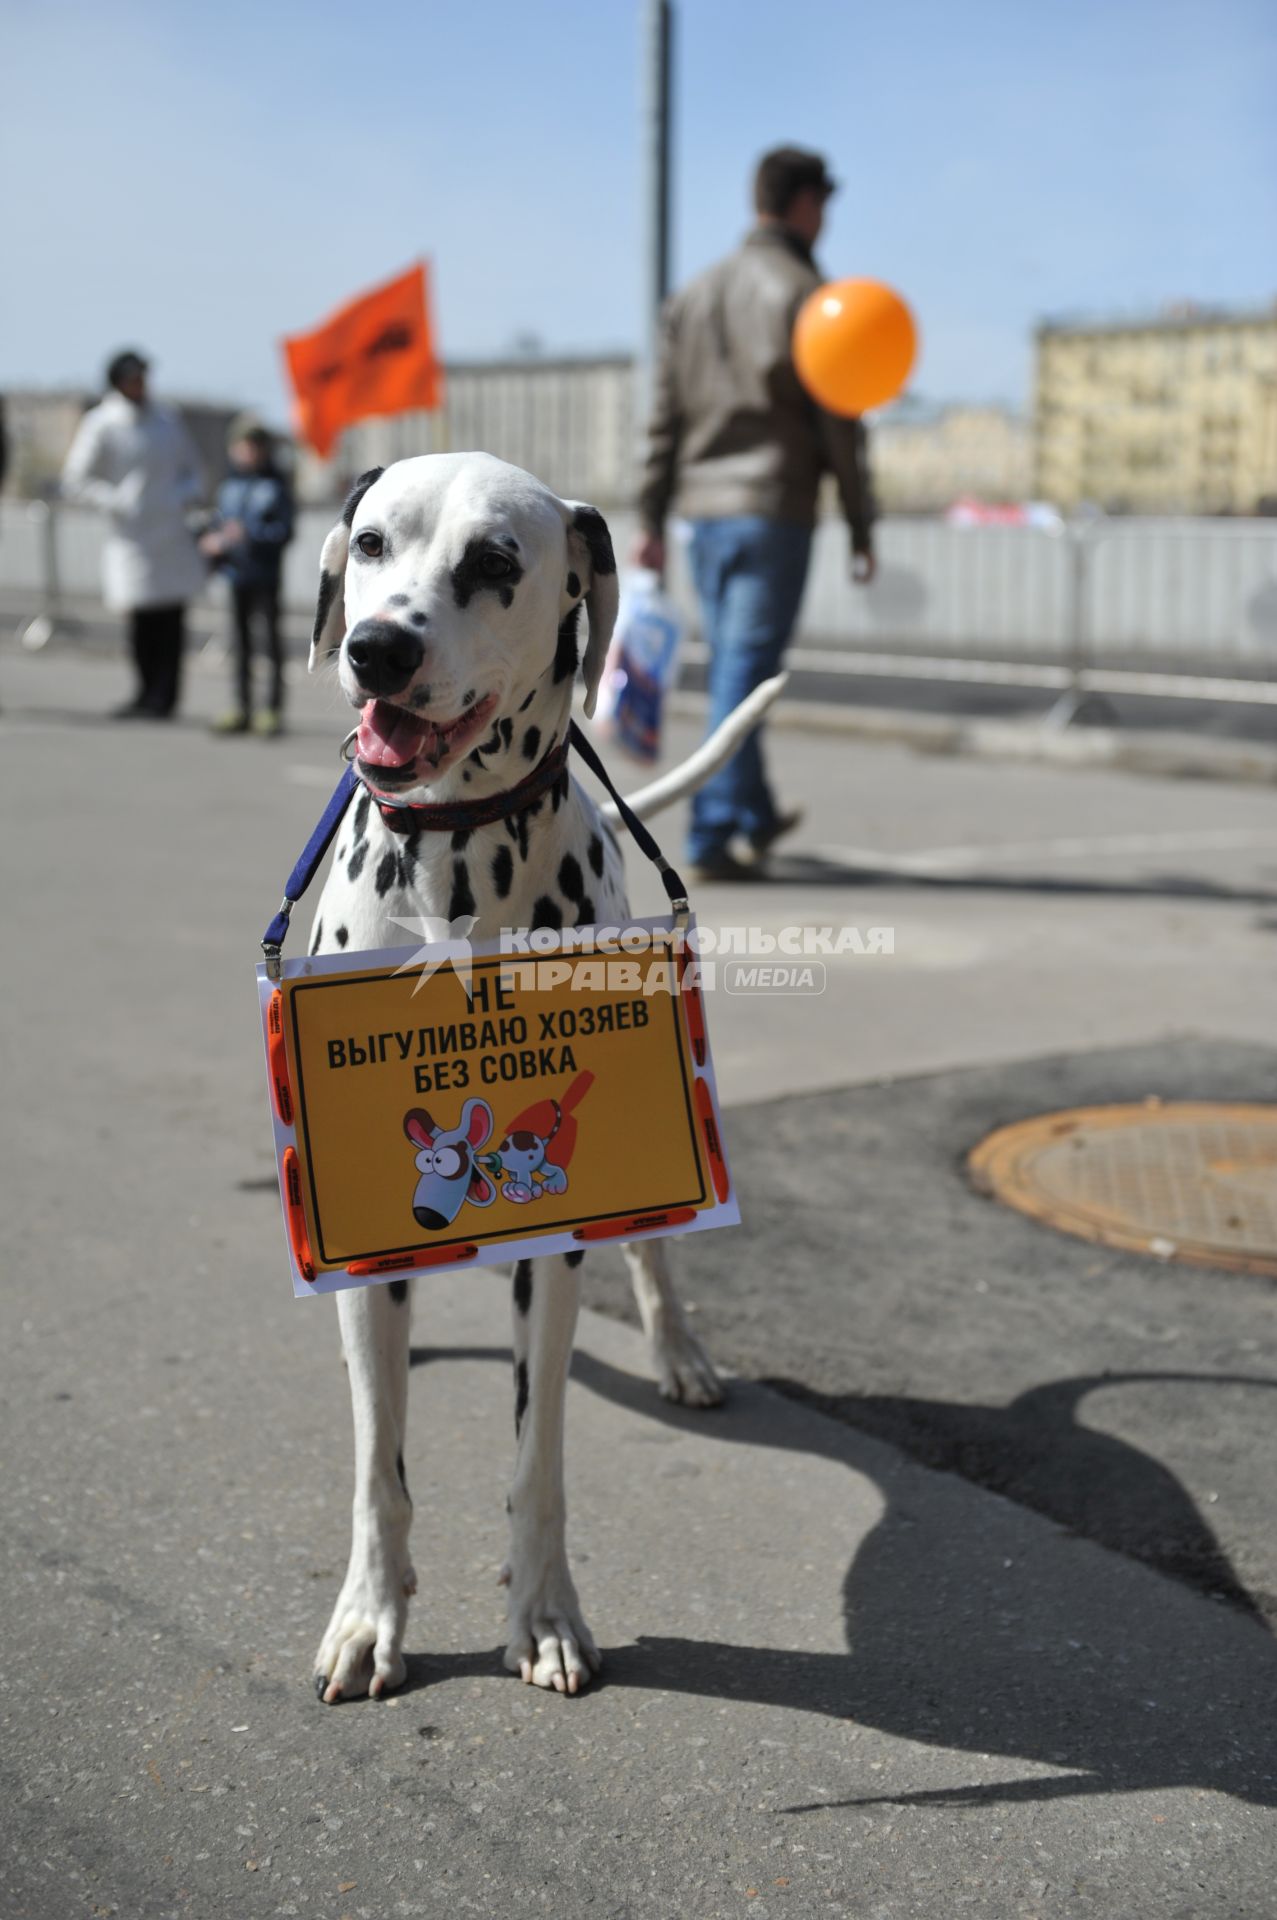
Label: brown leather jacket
xmin=638 ymin=225 xmax=876 ymax=550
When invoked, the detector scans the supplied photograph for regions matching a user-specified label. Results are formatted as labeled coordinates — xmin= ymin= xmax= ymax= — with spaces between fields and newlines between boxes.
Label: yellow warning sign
xmin=258 ymin=918 xmax=737 ymax=1295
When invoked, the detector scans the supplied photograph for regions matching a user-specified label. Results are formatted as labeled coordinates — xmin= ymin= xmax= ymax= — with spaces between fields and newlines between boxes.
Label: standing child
xmin=202 ymin=417 xmax=294 ymax=736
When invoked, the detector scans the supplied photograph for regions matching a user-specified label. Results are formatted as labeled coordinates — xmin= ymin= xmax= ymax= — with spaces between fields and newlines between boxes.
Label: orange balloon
xmin=793 ymin=278 xmax=918 ymax=416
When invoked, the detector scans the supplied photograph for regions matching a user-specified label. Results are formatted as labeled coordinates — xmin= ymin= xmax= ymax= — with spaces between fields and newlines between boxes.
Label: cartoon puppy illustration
xmin=403 ymin=1098 xmax=497 ymax=1230
xmin=482 ymin=1072 xmax=593 ymax=1204
xmin=485 ymin=1126 xmax=569 ymax=1205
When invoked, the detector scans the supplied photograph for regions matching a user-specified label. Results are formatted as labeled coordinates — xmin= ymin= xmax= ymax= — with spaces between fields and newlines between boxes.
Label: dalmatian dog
xmin=307 ymin=452 xmax=730 ymax=1704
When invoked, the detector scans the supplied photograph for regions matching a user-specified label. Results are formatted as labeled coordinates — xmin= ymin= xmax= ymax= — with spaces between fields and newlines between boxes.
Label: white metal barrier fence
xmin=4 ymin=500 xmax=1275 ymax=707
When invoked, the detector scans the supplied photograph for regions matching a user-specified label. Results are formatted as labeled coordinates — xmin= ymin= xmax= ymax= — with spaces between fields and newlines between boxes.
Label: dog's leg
xmin=315 ymin=1282 xmax=416 ymax=1703
xmin=621 ymin=1238 xmax=724 ymax=1407
xmin=502 ymin=1255 xmax=601 ymax=1694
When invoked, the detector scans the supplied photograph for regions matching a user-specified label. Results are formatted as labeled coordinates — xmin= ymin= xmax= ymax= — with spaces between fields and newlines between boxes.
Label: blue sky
xmin=4 ymin=0 xmax=1274 ymax=420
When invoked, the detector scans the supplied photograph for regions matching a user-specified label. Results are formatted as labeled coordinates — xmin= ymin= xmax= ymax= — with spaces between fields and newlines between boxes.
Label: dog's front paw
xmin=650 ymin=1312 xmax=724 ymax=1408
xmin=503 ymin=1552 xmax=601 ymax=1695
xmin=314 ymin=1553 xmax=416 ymax=1704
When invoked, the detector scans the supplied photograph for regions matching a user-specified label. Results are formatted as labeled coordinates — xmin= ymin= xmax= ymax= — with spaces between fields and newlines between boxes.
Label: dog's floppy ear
xmin=404 ymin=1107 xmax=438 ymax=1148
xmin=308 ymin=466 xmax=385 ymax=670
xmin=562 ymin=502 xmax=619 ymax=718
xmin=460 ymin=1097 xmax=494 ymax=1151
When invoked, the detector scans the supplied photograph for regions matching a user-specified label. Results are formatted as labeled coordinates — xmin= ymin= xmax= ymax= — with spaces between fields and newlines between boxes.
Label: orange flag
xmin=282 ymin=263 xmax=443 ymax=460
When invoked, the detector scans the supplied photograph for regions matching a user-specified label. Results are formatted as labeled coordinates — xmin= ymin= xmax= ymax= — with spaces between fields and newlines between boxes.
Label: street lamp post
xmin=642 ymin=0 xmax=673 ymax=410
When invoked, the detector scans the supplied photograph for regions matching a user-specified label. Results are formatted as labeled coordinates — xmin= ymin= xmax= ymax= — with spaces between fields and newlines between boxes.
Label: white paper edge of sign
xmin=256 ymin=915 xmax=739 ymax=1298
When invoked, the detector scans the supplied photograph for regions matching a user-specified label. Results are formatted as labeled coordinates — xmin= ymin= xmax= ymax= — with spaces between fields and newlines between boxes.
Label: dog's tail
xmin=595 ymin=673 xmax=788 ymax=828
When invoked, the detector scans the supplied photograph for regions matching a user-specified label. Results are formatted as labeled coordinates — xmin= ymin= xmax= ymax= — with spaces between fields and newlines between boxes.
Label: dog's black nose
xmin=413 ymin=1204 xmax=448 ymax=1231
xmin=345 ymin=620 xmax=425 ymax=696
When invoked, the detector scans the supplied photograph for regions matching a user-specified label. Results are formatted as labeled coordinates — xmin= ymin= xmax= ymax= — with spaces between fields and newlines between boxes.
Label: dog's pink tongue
xmin=356 ymin=699 xmax=437 ymax=769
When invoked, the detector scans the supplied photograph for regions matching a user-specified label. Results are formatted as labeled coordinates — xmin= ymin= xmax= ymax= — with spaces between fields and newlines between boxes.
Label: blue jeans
xmin=686 ymin=516 xmax=812 ymax=863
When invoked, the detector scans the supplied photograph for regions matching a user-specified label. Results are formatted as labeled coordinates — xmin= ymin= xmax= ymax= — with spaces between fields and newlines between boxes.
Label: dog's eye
xmin=355 ymin=530 xmax=384 ymax=559
xmin=433 ymin=1145 xmax=463 ymax=1177
xmin=479 ymin=550 xmax=514 ymax=580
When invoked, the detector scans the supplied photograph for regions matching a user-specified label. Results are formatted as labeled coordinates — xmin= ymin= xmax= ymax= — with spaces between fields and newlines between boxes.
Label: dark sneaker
xmin=746 ymin=807 xmax=804 ymax=861
xmin=687 ymin=850 xmax=769 ymax=884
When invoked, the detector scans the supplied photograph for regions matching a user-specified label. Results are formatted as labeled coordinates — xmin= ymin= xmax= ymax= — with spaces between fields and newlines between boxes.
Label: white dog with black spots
xmin=306 ymin=452 xmax=726 ymax=1703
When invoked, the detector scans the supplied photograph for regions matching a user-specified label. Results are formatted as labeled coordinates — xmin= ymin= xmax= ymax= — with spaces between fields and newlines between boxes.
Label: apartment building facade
xmin=1033 ymin=305 xmax=1277 ymax=513
xmin=871 ymin=399 xmax=1030 ymax=512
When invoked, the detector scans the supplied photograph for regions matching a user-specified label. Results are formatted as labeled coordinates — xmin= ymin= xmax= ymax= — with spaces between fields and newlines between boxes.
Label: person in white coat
xmin=61 ymin=350 xmax=207 ymax=718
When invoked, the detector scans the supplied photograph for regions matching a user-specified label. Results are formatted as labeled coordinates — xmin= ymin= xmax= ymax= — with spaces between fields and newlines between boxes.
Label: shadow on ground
xmin=410 ymin=1341 xmax=1277 ymax=1810
xmin=767 ymin=1368 xmax=1277 ymax=1617
xmin=768 ymin=849 xmax=1277 ymax=908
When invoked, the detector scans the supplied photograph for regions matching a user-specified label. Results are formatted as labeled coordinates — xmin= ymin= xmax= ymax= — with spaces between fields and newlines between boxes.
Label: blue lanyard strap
xmin=261 ymin=763 xmax=359 ymax=975
xmin=261 ymin=726 xmax=689 ymax=975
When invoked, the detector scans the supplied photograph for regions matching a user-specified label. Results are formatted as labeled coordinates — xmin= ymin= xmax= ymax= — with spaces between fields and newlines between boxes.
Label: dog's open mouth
xmin=356 ymin=693 xmax=498 ymax=783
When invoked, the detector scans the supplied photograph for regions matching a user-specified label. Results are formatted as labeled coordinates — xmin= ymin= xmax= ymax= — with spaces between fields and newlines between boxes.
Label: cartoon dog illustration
xmin=403 ymin=1098 xmax=496 ymax=1230
xmin=481 ymin=1071 xmax=594 ymax=1204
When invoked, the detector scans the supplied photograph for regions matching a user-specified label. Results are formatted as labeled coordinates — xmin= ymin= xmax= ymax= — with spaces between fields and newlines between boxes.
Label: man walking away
xmin=61 ymin=350 xmax=207 ymax=719
xmin=202 ymin=417 xmax=295 ymax=737
xmin=635 ymin=145 xmax=877 ymax=880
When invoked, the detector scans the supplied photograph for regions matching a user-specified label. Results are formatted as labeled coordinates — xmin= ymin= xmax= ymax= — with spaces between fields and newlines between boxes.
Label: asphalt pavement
xmin=3 ymin=642 xmax=1276 ymax=1918
xmin=582 ymin=1037 xmax=1277 ymax=1624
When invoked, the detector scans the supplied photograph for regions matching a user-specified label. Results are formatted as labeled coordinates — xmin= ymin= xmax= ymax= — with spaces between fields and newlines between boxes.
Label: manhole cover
xmin=968 ymin=1101 xmax=1277 ymax=1278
